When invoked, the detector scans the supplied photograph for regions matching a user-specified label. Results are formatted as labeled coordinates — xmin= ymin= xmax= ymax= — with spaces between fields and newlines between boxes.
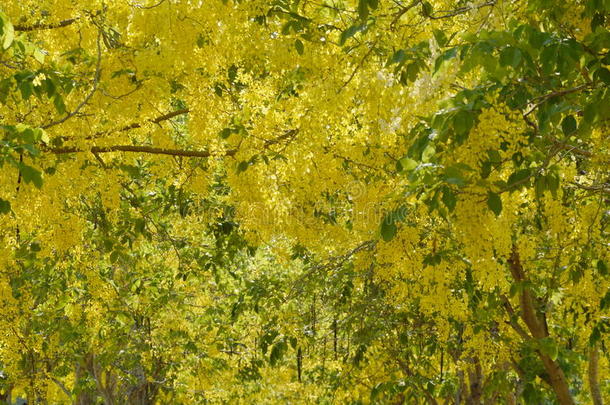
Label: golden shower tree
xmin=0 ymin=0 xmax=608 ymax=403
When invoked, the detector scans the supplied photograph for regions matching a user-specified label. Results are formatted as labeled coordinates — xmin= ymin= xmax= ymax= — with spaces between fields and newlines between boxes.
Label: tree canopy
xmin=0 ymin=0 xmax=609 ymax=404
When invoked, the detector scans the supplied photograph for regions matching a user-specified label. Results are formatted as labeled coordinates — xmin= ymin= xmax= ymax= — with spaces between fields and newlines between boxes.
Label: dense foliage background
xmin=0 ymin=0 xmax=608 ymax=403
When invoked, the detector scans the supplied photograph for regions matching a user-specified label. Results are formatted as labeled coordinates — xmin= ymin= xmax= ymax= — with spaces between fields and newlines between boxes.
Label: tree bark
xmin=508 ymin=246 xmax=574 ymax=405
xmin=588 ymin=343 xmax=603 ymax=405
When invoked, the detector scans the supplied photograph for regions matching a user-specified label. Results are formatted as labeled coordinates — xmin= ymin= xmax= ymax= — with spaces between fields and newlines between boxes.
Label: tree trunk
xmin=588 ymin=343 xmax=603 ymax=405
xmin=508 ymin=247 xmax=574 ymax=405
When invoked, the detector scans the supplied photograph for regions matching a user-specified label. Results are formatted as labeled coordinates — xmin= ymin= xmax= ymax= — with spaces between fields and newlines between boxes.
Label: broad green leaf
xmin=19 ymin=80 xmax=33 ymax=101
xmin=53 ymin=94 xmax=66 ymax=114
xmin=421 ymin=1 xmax=433 ymax=16
xmin=561 ymin=115 xmax=577 ymax=135
xmin=236 ymin=161 xmax=249 ymax=173
xmin=433 ymin=29 xmax=448 ymax=47
xmin=358 ymin=0 xmax=369 ymax=20
xmin=595 ymin=67 xmax=610 ymax=84
xmin=380 ymin=219 xmax=397 ymax=242
xmin=387 ymin=49 xmax=406 ymax=66
xmin=487 ymin=191 xmax=502 ymax=216
xmin=33 ymin=48 xmax=46 ymax=64
xmin=2 ymin=18 xmax=14 ymax=50
xmin=20 ymin=164 xmax=43 ymax=188
xmin=0 ymin=198 xmax=10 ymax=214
xmin=597 ymin=259 xmax=608 ymax=276
xmin=0 ymin=78 xmax=11 ymax=104
xmin=434 ymin=47 xmax=457 ymax=74
xmin=340 ymin=24 xmax=366 ymax=46
xmin=453 ymin=110 xmax=474 ymax=137
xmin=396 ymin=157 xmax=417 ymax=172
xmin=295 ymin=39 xmax=304 ymax=55
xmin=499 ymin=46 xmax=521 ymax=68
xmin=507 ymin=168 xmax=532 ymax=189
xmin=442 ymin=187 xmax=456 ymax=211
xmin=444 ymin=166 xmax=466 ymax=187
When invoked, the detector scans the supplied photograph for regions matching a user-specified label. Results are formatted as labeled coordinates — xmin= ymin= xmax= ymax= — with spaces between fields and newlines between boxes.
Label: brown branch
xmin=552 ymin=139 xmax=593 ymax=157
xmin=338 ymin=40 xmax=379 ymax=94
xmin=390 ymin=0 xmax=420 ymax=30
xmin=523 ymin=84 xmax=594 ymax=118
xmin=52 ymin=108 xmax=191 ymax=145
xmin=119 ymin=108 xmax=190 ymax=132
xmin=263 ymin=129 xmax=298 ymax=148
xmin=500 ymin=294 xmax=531 ymax=340
xmin=428 ymin=1 xmax=495 ymax=19
xmin=49 ymin=145 xmax=237 ymax=158
xmin=508 ymin=246 xmax=575 ymax=405
xmin=570 ymin=181 xmax=610 ymax=195
xmin=128 ymin=0 xmax=166 ymax=9
xmin=14 ymin=18 xmax=78 ymax=32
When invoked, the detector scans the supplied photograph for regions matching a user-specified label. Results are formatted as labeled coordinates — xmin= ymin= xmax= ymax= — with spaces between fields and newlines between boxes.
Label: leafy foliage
xmin=0 ymin=0 xmax=608 ymax=404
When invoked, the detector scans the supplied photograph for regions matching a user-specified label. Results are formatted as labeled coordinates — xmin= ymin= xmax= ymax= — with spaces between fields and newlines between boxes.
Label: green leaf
xmin=442 ymin=187 xmax=456 ymax=211
xmin=358 ymin=0 xmax=369 ymax=20
xmin=2 ymin=18 xmax=14 ymax=50
xmin=380 ymin=219 xmax=397 ymax=242
xmin=19 ymin=80 xmax=33 ymax=101
xmin=540 ymin=44 xmax=557 ymax=75
xmin=236 ymin=161 xmax=249 ymax=173
xmin=561 ymin=115 xmax=577 ymax=135
xmin=499 ymin=46 xmax=522 ymax=68
xmin=0 ymin=198 xmax=11 ymax=214
xmin=594 ymin=67 xmax=610 ymax=84
xmin=487 ymin=191 xmax=502 ymax=216
xmin=396 ymin=157 xmax=417 ymax=172
xmin=294 ymin=39 xmax=304 ymax=55
xmin=33 ymin=48 xmax=45 ymax=64
xmin=269 ymin=341 xmax=286 ymax=366
xmin=421 ymin=1 xmax=433 ymax=17
xmin=534 ymin=176 xmax=546 ymax=199
xmin=20 ymin=164 xmax=43 ymax=188
xmin=538 ymin=337 xmax=558 ymax=361
xmin=43 ymin=78 xmax=56 ymax=98
xmin=53 ymin=94 xmax=66 ymax=114
xmin=387 ymin=49 xmax=406 ymax=66
xmin=38 ymin=128 xmax=49 ymax=144
xmin=546 ymin=173 xmax=560 ymax=198
xmin=340 ymin=24 xmax=366 ymax=46
xmin=219 ymin=127 xmax=232 ymax=139
xmin=0 ymin=77 xmax=11 ymax=104
xmin=433 ymin=29 xmax=448 ymax=47
xmin=443 ymin=166 xmax=466 ymax=187
xmin=507 ymin=168 xmax=532 ymax=189
xmin=600 ymin=290 xmax=610 ymax=310
xmin=453 ymin=110 xmax=474 ymax=137
xmin=434 ymin=47 xmax=457 ymax=73
xmin=597 ymin=259 xmax=608 ymax=276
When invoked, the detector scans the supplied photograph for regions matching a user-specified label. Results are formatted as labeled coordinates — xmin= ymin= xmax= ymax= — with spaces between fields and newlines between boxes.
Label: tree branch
xmin=14 ymin=18 xmax=78 ymax=32
xmin=508 ymin=246 xmax=575 ymax=405
xmin=588 ymin=343 xmax=604 ymax=405
xmin=42 ymin=30 xmax=103 ymax=129
xmin=119 ymin=108 xmax=190 ymax=131
xmin=523 ymin=84 xmax=594 ymax=118
xmin=338 ymin=40 xmax=379 ymax=94
xmin=49 ymin=145 xmax=237 ymax=158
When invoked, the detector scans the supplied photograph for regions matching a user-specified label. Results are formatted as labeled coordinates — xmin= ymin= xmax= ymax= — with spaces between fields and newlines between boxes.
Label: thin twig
xmin=338 ymin=40 xmax=379 ymax=94
xmin=42 ymin=30 xmax=103 ymax=129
